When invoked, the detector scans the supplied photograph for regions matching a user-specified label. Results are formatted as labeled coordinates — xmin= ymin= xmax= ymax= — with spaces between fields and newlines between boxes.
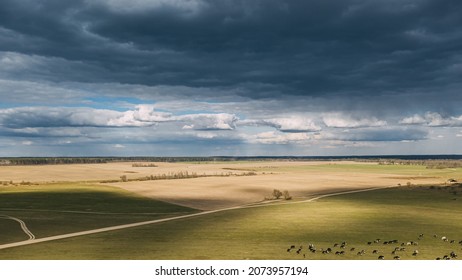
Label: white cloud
xmin=399 ymin=114 xmax=427 ymax=125
xmin=132 ymin=104 xmax=172 ymax=122
xmin=179 ymin=113 xmax=238 ymax=130
xmin=113 ymin=144 xmax=125 ymax=148
xmin=0 ymin=106 xmax=173 ymax=128
xmin=323 ymin=113 xmax=387 ymax=128
xmin=0 ymin=105 xmax=243 ymax=133
xmin=399 ymin=112 xmax=462 ymax=127
xmin=425 ymin=112 xmax=453 ymax=126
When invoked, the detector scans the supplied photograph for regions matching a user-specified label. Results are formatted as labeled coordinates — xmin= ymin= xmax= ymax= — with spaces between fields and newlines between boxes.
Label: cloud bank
xmin=1 ymin=0 xmax=462 ymax=156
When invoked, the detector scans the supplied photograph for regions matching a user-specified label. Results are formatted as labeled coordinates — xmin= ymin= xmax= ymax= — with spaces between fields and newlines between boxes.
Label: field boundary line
xmin=0 ymin=215 xmax=35 ymax=240
xmin=0 ymin=185 xmax=393 ymax=251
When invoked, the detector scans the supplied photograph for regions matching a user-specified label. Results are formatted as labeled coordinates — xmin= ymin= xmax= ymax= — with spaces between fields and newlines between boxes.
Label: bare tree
xmin=272 ymin=189 xmax=283 ymax=199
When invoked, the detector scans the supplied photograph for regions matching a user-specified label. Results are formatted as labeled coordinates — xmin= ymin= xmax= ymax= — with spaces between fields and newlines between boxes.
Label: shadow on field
xmin=1 ymin=186 xmax=462 ymax=260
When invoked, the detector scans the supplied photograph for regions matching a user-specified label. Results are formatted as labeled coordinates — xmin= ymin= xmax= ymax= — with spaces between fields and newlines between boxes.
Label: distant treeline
xmin=0 ymin=158 xmax=109 ymax=166
xmin=1 ymin=155 xmax=462 ymax=166
xmin=101 ymin=170 xmax=257 ymax=183
xmin=0 ymin=157 xmax=236 ymax=166
xmin=375 ymin=159 xmax=462 ymax=169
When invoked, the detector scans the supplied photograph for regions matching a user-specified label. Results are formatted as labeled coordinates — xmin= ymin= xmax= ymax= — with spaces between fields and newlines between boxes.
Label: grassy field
xmin=0 ymin=185 xmax=461 ymax=260
xmin=0 ymin=183 xmax=196 ymax=245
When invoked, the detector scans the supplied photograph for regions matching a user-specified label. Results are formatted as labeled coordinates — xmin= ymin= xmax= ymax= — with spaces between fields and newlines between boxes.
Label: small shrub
xmin=283 ymin=190 xmax=292 ymax=200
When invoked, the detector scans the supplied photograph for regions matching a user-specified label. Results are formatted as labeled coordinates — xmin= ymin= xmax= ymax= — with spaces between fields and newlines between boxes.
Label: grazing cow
xmin=350 ymin=247 xmax=356 ymax=251
xmin=433 ymin=234 xmax=438 ymax=238
xmin=367 ymin=242 xmax=372 ymax=245
xmin=383 ymin=241 xmax=389 ymax=245
xmin=450 ymin=240 xmax=455 ymax=244
xmin=406 ymin=242 xmax=412 ymax=246
xmin=450 ymin=251 xmax=457 ymax=259
xmin=393 ymin=256 xmax=401 ymax=260
xmin=340 ymin=251 xmax=345 ymax=255
xmin=436 ymin=257 xmax=441 ymax=260
xmin=374 ymin=239 xmax=381 ymax=243
xmin=287 ymin=245 xmax=296 ymax=252
xmin=296 ymin=249 xmax=301 ymax=254
xmin=378 ymin=255 xmax=385 ymax=260
xmin=334 ymin=243 xmax=339 ymax=247
xmin=308 ymin=244 xmax=316 ymax=253
xmin=419 ymin=233 xmax=424 ymax=238
xmin=412 ymin=250 xmax=419 ymax=256
xmin=372 ymin=250 xmax=378 ymax=254
xmin=442 ymin=236 xmax=448 ymax=242
xmin=303 ymin=254 xmax=306 ymax=258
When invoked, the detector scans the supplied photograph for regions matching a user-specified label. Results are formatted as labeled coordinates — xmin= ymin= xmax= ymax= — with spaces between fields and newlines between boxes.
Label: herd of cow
xmin=287 ymin=233 xmax=461 ymax=260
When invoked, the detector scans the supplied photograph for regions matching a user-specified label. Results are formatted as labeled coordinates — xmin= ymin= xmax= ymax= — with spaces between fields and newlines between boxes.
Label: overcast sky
xmin=1 ymin=0 xmax=462 ymax=156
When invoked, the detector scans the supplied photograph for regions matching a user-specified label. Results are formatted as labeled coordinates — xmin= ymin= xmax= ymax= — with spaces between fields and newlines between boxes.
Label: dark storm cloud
xmin=1 ymin=0 xmax=462 ymax=108
xmin=1 ymin=0 xmax=462 ymax=156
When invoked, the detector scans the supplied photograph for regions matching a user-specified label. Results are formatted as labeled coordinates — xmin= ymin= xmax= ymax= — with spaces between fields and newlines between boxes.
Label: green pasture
xmin=1 ymin=184 xmax=461 ymax=260
xmin=0 ymin=183 xmax=196 ymax=245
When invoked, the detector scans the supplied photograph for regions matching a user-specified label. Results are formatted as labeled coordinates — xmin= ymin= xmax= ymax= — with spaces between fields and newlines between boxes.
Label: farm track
xmin=0 ymin=208 xmax=191 ymax=216
xmin=0 ymin=186 xmax=392 ymax=251
xmin=0 ymin=215 xmax=35 ymax=240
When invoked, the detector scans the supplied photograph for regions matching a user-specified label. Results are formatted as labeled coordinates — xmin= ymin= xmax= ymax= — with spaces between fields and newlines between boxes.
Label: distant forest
xmin=1 ymin=155 xmax=462 ymax=166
